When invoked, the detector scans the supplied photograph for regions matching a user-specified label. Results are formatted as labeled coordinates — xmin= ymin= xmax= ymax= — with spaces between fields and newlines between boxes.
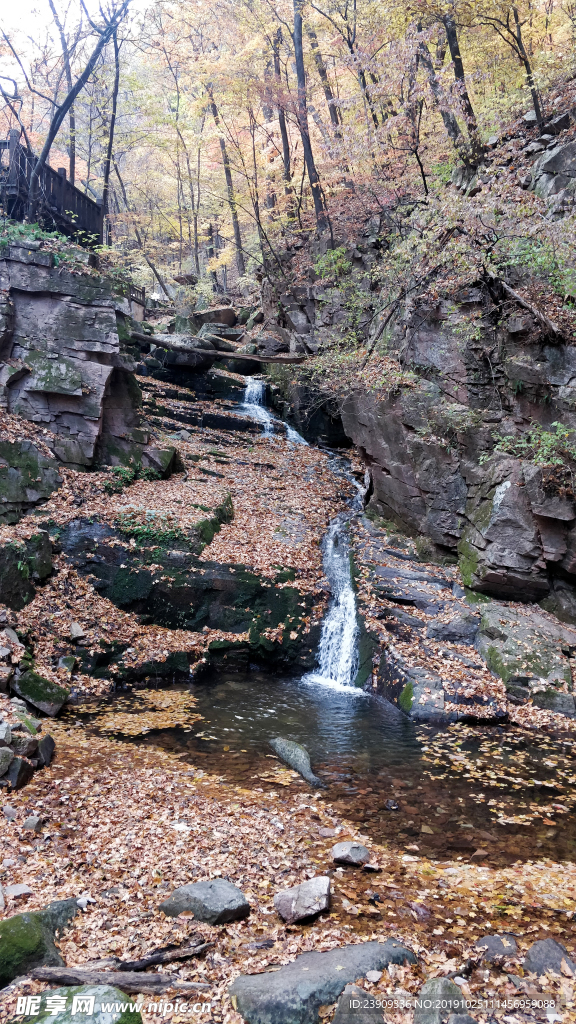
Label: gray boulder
xmin=332 ymin=984 xmax=382 ymax=1023
xmin=474 ymin=933 xmax=518 ymax=962
xmin=269 ymin=737 xmax=324 ymax=788
xmin=331 ymin=842 xmax=371 ymax=866
xmin=523 ymin=938 xmax=576 ymax=976
xmin=4 ymin=756 xmax=35 ymax=790
xmin=11 ymin=670 xmax=69 ymax=716
xmin=0 ymin=897 xmax=79 ymax=987
xmin=229 ymin=940 xmax=416 ymax=1024
xmin=159 ymin=878 xmax=249 ymax=924
xmin=38 ymin=734 xmax=56 ymax=767
xmin=273 ymin=876 xmax=330 ymax=923
xmin=414 ymin=978 xmax=466 ymax=1024
xmin=29 ymin=985 xmax=143 ymax=1024
xmin=0 ymin=746 xmax=14 ymax=777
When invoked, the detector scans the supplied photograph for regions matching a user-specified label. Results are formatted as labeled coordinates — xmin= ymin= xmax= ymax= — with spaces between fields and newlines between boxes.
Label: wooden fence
xmin=0 ymin=130 xmax=103 ymax=241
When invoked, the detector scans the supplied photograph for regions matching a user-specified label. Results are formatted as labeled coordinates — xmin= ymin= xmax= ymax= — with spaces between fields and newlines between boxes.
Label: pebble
xmin=365 ymin=970 xmax=383 ymax=983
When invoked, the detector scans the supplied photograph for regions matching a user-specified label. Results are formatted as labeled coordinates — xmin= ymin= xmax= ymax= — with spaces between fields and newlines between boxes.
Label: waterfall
xmin=242 ymin=377 xmax=307 ymax=444
xmin=304 ymin=513 xmax=360 ymax=690
xmin=242 ymin=378 xmax=274 ymax=435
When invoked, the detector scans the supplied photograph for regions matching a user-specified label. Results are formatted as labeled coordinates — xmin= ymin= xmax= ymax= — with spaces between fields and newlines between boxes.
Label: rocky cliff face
xmin=339 ymin=284 xmax=576 ymax=605
xmin=0 ymin=244 xmax=170 ymax=480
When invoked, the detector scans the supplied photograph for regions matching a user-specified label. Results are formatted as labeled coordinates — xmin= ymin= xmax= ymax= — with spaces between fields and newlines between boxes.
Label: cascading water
xmin=305 ymin=469 xmax=365 ymax=691
xmin=304 ymin=513 xmax=360 ymax=690
xmin=242 ymin=378 xmax=274 ymax=435
xmin=242 ymin=377 xmax=307 ymax=444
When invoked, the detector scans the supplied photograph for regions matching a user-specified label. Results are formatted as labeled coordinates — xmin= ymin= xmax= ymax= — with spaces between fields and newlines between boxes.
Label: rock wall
xmin=0 ymin=245 xmax=167 ymax=476
xmin=340 ymin=286 xmax=576 ymax=601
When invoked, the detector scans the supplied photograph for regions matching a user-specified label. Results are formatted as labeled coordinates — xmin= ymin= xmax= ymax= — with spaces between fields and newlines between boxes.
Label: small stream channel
xmin=69 ymin=379 xmax=576 ymax=867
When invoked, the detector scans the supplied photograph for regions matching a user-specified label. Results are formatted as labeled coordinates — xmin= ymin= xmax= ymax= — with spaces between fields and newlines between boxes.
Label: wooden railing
xmin=0 ymin=130 xmax=103 ymax=242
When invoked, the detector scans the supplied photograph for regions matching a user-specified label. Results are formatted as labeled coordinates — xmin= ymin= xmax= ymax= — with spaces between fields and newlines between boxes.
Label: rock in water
xmin=269 ymin=737 xmax=324 ymax=788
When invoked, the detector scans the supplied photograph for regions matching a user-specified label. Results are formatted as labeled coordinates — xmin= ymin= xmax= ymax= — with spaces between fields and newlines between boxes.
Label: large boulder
xmin=19 ymin=985 xmax=143 ymax=1024
xmin=0 ymin=441 xmax=61 ymax=524
xmin=477 ymin=603 xmax=576 ymax=714
xmin=11 ymin=670 xmax=69 ymax=717
xmin=229 ymin=940 xmax=416 ymax=1024
xmin=0 ymin=897 xmax=79 ymax=987
xmin=0 ymin=531 xmax=52 ymax=608
xmin=159 ymin=879 xmax=250 ymax=924
xmin=532 ymin=141 xmax=576 ymax=198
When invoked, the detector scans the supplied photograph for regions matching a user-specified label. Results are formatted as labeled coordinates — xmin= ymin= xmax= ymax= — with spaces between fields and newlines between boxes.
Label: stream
xmin=70 ymin=379 xmax=576 ymax=867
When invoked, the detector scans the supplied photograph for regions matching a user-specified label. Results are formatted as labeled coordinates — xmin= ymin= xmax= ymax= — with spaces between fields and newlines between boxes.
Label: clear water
xmin=242 ymin=378 xmax=307 ymax=445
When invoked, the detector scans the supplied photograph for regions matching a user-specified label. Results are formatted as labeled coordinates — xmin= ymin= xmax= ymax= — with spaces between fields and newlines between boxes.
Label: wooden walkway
xmin=0 ymin=130 xmax=103 ymax=241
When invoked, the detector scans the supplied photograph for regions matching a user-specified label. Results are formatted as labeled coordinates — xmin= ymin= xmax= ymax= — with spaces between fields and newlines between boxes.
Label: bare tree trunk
xmin=513 ymin=7 xmax=543 ymax=122
xmin=272 ymin=29 xmax=293 ymax=191
xmin=113 ymin=161 xmax=173 ymax=300
xmin=208 ymin=90 xmax=246 ymax=277
xmin=442 ymin=14 xmax=480 ymax=150
xmin=304 ymin=24 xmax=341 ymax=131
xmin=101 ymin=30 xmax=120 ymax=242
xmin=417 ymin=35 xmax=467 ymax=158
xmin=292 ymin=0 xmax=328 ymax=231
xmin=47 ymin=0 xmax=76 ymax=183
xmin=28 ymin=1 xmax=130 ymax=221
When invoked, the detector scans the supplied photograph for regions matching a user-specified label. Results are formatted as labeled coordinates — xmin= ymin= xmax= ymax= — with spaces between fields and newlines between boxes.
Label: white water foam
xmin=304 ymin=513 xmax=361 ymax=691
xmin=242 ymin=377 xmax=308 ymax=445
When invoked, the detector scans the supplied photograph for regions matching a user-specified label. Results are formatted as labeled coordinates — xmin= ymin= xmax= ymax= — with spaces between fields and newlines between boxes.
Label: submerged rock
xmin=229 ymin=940 xmax=416 ymax=1024
xmin=269 ymin=737 xmax=324 ymax=788
xmin=273 ymin=876 xmax=330 ymax=923
xmin=159 ymin=878 xmax=250 ymax=924
xmin=0 ymin=897 xmax=79 ymax=987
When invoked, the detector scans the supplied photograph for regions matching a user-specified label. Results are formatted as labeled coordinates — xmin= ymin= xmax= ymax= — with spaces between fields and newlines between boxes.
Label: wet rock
xmin=474 ymin=933 xmax=518 ymax=962
xmin=332 ymin=984 xmax=382 ymax=1023
xmin=269 ymin=737 xmax=324 ymax=788
xmin=426 ymin=614 xmax=480 ymax=644
xmin=159 ymin=878 xmax=250 ymax=924
xmin=11 ymin=670 xmax=69 ymax=717
xmin=22 ymin=985 xmax=143 ymax=1024
xmin=229 ymin=939 xmax=417 ymax=1024
xmin=273 ymin=876 xmax=330 ymax=923
xmin=331 ymin=842 xmax=371 ymax=866
xmin=0 ymin=896 xmax=79 ymax=986
xmin=414 ymin=978 xmax=466 ymax=1024
xmin=4 ymin=756 xmax=35 ymax=790
xmin=523 ymin=938 xmax=576 ymax=976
